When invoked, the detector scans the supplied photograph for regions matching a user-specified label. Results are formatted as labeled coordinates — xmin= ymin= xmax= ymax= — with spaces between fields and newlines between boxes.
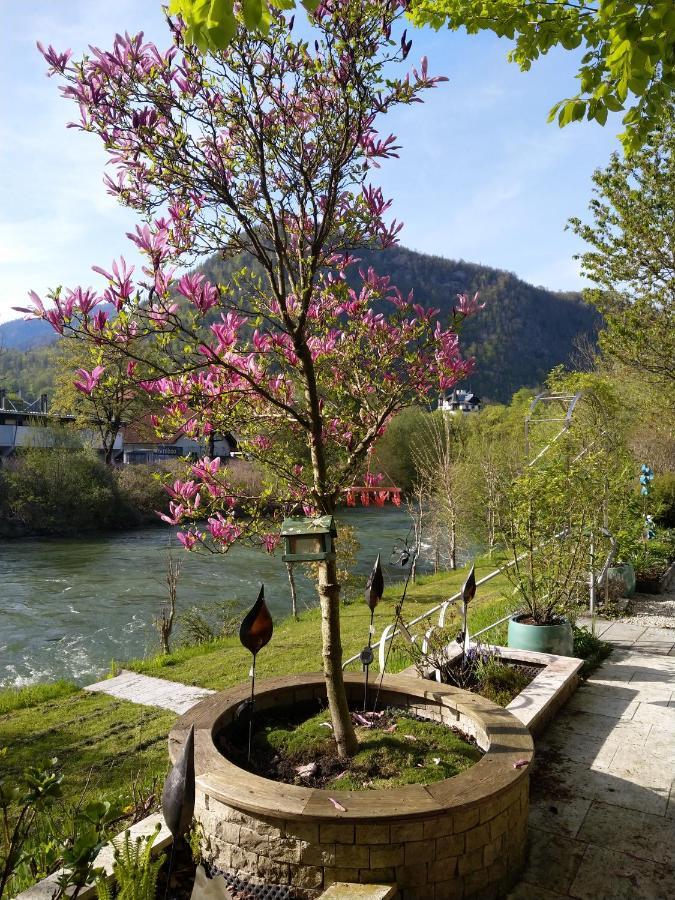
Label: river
xmin=0 ymin=506 xmax=418 ymax=688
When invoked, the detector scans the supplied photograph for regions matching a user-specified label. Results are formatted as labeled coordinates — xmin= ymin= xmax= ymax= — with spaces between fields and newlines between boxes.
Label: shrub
xmin=652 ymin=473 xmax=675 ymax=528
xmin=2 ymin=448 xmax=134 ymax=535
xmin=114 ymin=462 xmax=178 ymax=525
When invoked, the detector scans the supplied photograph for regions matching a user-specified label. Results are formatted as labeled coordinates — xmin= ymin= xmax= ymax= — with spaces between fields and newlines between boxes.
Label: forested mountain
xmin=201 ymin=245 xmax=601 ymax=402
xmin=0 ymin=246 xmax=600 ymax=402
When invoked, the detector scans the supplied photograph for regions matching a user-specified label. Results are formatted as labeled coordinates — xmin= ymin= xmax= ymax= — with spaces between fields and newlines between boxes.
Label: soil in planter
xmin=441 ymin=657 xmax=540 ymax=707
xmin=220 ymin=705 xmax=483 ymax=792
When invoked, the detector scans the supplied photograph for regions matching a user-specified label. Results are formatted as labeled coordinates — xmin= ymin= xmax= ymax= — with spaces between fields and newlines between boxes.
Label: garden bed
xmin=403 ymin=642 xmax=583 ymax=737
xmin=170 ymin=672 xmax=533 ymax=899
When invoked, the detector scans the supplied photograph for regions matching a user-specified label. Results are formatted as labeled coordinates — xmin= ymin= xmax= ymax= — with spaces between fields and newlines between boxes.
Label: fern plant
xmin=96 ymin=825 xmax=164 ymax=900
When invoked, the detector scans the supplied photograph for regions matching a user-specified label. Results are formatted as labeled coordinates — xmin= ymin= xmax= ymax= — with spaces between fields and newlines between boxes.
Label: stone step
xmin=85 ymin=669 xmax=214 ymax=713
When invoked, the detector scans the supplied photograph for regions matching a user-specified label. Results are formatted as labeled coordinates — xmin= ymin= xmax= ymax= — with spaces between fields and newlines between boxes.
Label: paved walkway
xmin=509 ymin=618 xmax=675 ymax=900
xmin=85 ymin=669 xmax=214 ymax=714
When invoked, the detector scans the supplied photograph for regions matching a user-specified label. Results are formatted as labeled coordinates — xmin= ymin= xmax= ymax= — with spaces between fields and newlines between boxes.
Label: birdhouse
xmin=280 ymin=515 xmax=337 ymax=563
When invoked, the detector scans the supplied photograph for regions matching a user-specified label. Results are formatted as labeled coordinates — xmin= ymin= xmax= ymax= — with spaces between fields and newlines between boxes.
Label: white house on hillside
xmin=438 ymin=389 xmax=482 ymax=414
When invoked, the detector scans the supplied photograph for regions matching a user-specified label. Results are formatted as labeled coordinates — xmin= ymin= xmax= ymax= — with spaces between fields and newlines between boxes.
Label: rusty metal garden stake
xmin=461 ymin=563 xmax=476 ymax=657
xmin=239 ymin=585 xmax=273 ymax=763
xmin=362 ymin=554 xmax=384 ymax=710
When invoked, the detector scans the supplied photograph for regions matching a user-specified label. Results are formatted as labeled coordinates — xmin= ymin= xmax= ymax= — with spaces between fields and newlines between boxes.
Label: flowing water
xmin=0 ymin=506 xmax=416 ymax=688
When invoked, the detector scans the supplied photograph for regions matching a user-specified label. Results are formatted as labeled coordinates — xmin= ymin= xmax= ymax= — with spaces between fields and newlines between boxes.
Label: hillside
xmin=201 ymin=245 xmax=601 ymax=402
xmin=0 ymin=246 xmax=600 ymax=402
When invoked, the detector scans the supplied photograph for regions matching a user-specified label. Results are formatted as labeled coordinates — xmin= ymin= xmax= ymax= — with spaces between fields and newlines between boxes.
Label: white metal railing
xmin=342 ymin=555 xmax=525 ymax=672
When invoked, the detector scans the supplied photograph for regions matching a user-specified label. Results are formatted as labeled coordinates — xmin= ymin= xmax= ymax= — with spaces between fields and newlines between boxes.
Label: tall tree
xmin=411 ymin=1 xmax=675 ymax=153
xmin=569 ymin=109 xmax=675 ymax=392
xmin=22 ymin=0 xmax=478 ymax=757
xmin=50 ymin=338 xmax=151 ymax=465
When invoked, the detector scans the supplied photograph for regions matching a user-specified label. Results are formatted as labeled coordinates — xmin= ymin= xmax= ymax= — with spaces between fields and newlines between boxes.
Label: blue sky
xmin=0 ymin=1 xmax=623 ymax=324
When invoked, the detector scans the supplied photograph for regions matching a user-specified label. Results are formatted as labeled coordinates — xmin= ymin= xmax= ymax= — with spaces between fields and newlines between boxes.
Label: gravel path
xmin=616 ymin=589 xmax=675 ymax=629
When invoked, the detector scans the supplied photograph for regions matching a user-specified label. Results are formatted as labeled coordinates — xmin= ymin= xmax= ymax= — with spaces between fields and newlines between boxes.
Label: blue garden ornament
xmin=640 ymin=464 xmax=654 ymax=496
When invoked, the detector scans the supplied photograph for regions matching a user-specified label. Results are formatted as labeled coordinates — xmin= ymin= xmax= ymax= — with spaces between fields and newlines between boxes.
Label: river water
xmin=0 ymin=507 xmax=416 ymax=688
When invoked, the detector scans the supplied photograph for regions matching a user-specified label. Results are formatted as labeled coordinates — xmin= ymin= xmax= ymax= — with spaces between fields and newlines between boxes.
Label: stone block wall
xmin=197 ymin=776 xmax=528 ymax=899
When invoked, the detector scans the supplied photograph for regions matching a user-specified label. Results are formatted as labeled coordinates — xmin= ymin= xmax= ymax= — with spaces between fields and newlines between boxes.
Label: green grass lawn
xmin=0 ymin=557 xmax=516 ymax=893
xmin=126 ymin=555 xmax=516 ymax=689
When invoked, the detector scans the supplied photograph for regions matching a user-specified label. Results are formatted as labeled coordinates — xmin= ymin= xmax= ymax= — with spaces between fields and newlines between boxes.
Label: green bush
xmin=572 ymin=625 xmax=612 ymax=677
xmin=114 ymin=463 xmax=175 ymax=525
xmin=653 ymin=473 xmax=675 ymax=528
xmin=1 ymin=448 xmax=134 ymax=535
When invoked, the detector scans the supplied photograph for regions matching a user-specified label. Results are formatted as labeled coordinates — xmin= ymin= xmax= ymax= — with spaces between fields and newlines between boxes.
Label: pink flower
xmin=455 ymin=291 xmax=485 ymax=316
xmin=37 ymin=41 xmax=72 ymax=75
xmin=13 ymin=290 xmax=47 ymax=319
xmin=261 ymin=534 xmax=280 ymax=553
xmin=73 ymin=365 xmax=105 ymax=394
xmin=159 ymin=500 xmax=185 ymax=525
xmin=176 ymin=529 xmax=199 ymax=550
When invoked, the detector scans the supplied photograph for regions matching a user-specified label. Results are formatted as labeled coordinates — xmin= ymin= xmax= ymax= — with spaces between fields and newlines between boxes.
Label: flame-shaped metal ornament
xmin=240 ymin=585 xmax=273 ymax=655
xmin=461 ymin=564 xmax=476 ymax=656
xmin=462 ymin=564 xmax=477 ymax=605
xmin=162 ymin=724 xmax=195 ymax=840
xmin=239 ymin=585 xmax=273 ymax=763
xmin=365 ymin=554 xmax=384 ymax=611
xmin=363 ymin=555 xmax=384 ymax=710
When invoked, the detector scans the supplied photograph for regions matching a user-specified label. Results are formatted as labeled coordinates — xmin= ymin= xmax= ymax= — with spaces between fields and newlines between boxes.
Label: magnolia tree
xmin=20 ymin=0 xmax=481 ymax=756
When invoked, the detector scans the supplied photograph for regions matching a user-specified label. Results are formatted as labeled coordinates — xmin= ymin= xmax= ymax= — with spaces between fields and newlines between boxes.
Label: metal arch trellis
xmin=524 ymin=391 xmax=583 ymax=466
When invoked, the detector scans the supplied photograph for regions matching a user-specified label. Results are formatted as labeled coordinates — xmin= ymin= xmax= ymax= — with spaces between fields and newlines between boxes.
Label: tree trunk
xmin=317 ymin=556 xmax=358 ymax=758
xmin=286 ymin=563 xmax=298 ymax=620
xmin=206 ymin=431 xmax=215 ymax=461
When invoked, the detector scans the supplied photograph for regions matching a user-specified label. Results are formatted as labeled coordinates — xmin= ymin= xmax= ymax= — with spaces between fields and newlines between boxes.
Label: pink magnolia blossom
xmin=73 ymin=365 xmax=105 ymax=394
xmin=455 ymin=291 xmax=485 ymax=316
xmin=261 ymin=534 xmax=280 ymax=553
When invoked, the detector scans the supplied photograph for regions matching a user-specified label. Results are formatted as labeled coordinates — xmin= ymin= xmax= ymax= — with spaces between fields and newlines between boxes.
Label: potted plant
xmin=497 ymin=457 xmax=595 ymax=656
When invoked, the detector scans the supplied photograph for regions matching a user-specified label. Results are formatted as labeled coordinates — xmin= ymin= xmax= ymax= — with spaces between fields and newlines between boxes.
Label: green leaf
xmin=242 ymin=0 xmax=263 ymax=30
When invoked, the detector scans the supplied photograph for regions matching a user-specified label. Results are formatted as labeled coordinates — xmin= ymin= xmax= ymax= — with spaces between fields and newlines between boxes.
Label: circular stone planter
xmin=169 ymin=673 xmax=533 ymax=899
xmin=507 ymin=615 xmax=574 ymax=656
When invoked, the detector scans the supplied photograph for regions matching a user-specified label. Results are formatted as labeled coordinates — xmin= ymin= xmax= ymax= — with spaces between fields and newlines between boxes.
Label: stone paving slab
xmin=510 ymin=618 xmax=675 ymax=899
xmin=85 ymin=669 xmax=215 ymax=713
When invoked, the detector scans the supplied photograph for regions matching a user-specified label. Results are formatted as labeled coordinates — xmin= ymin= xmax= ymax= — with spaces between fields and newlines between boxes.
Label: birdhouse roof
xmin=280 ymin=515 xmax=337 ymax=537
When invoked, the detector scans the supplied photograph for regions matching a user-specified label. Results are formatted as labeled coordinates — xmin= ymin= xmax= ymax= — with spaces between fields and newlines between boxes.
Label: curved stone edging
xmin=169 ymin=673 xmax=534 ymax=899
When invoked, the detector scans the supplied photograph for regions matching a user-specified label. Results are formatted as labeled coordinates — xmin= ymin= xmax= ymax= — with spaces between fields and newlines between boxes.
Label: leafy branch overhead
xmin=168 ymin=0 xmax=320 ymax=51
xmin=411 ymin=1 xmax=675 ymax=153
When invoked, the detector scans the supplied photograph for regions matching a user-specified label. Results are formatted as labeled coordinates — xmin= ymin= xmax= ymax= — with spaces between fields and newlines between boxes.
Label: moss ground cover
xmin=240 ymin=707 xmax=483 ymax=791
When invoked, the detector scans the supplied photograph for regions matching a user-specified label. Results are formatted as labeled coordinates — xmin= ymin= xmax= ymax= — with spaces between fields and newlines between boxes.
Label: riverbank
xmin=0 ymin=559 xmax=514 ymax=892
xmin=0 ymin=506 xmax=418 ymax=687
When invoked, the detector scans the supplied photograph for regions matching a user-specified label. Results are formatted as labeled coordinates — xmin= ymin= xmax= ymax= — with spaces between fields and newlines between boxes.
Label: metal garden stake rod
xmin=374 ymin=544 xmax=418 ymax=712
xmin=239 ymin=585 xmax=274 ymax=763
xmin=362 ymin=554 xmax=384 ymax=711
xmin=461 ymin=563 xmax=477 ymax=658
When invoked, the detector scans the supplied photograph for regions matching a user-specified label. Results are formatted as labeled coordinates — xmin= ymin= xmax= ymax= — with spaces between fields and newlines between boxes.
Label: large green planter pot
xmin=607 ymin=563 xmax=636 ymax=597
xmin=508 ymin=615 xmax=574 ymax=656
